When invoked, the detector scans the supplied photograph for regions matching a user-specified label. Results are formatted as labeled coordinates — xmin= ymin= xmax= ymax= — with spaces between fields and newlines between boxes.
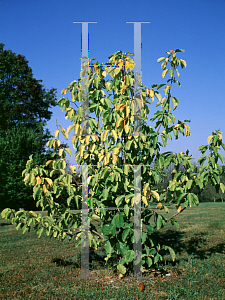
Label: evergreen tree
xmin=0 ymin=43 xmax=60 ymax=211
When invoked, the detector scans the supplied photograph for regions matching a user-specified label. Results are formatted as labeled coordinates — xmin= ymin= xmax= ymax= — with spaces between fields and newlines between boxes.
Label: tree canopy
xmin=0 ymin=43 xmax=61 ymax=211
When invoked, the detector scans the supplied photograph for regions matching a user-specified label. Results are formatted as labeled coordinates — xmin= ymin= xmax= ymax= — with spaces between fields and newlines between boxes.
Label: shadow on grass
xmin=48 ymin=226 xmax=225 ymax=278
xmin=0 ymin=222 xmax=13 ymax=226
xmin=150 ymin=228 xmax=225 ymax=268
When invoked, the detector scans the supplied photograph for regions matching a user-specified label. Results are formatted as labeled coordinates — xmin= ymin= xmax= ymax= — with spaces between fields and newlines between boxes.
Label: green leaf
xmin=146 ymin=257 xmax=153 ymax=267
xmin=112 ymin=212 xmax=124 ymax=228
xmin=115 ymin=195 xmax=125 ymax=207
xmin=218 ymin=153 xmax=224 ymax=164
xmin=156 ymin=214 xmax=163 ymax=230
xmin=172 ymin=97 xmax=179 ymax=111
xmin=164 ymin=245 xmax=176 ymax=261
xmin=37 ymin=227 xmax=44 ymax=238
xmin=195 ymin=179 xmax=203 ymax=189
xmin=117 ymin=263 xmax=126 ymax=274
xmin=197 ymin=156 xmax=207 ymax=165
xmin=186 ymin=180 xmax=193 ymax=190
xmin=104 ymin=240 xmax=114 ymax=255
xmin=156 ymin=83 xmax=166 ymax=89
xmin=164 ymin=85 xmax=169 ymax=95
xmin=22 ymin=224 xmax=29 ymax=234
xmin=169 ymin=69 xmax=173 ymax=77
xmin=122 ymin=228 xmax=131 ymax=242
xmin=155 ymin=92 xmax=162 ymax=102
xmin=145 ymin=223 xmax=154 ymax=235
xmin=102 ymin=223 xmax=117 ymax=236
xmin=177 ymin=193 xmax=186 ymax=205
xmin=158 ymin=156 xmax=164 ymax=168
xmin=220 ymin=183 xmax=225 ymax=193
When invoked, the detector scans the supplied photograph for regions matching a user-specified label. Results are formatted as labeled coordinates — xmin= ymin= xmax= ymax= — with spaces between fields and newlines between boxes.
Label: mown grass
xmin=0 ymin=202 xmax=225 ymax=299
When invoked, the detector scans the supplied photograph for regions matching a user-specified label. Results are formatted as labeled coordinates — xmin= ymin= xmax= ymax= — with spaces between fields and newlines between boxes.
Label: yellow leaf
xmin=183 ymin=123 xmax=190 ymax=137
xmin=63 ymin=88 xmax=68 ymax=95
xmin=120 ymin=85 xmax=129 ymax=95
xmin=104 ymin=152 xmax=111 ymax=165
xmin=91 ymin=135 xmax=96 ymax=142
xmin=115 ymin=104 xmax=122 ymax=111
xmin=98 ymin=155 xmax=104 ymax=163
xmin=80 ymin=144 xmax=85 ymax=157
xmin=66 ymin=124 xmax=75 ymax=135
xmin=101 ymin=90 xmax=106 ymax=96
xmin=207 ymin=135 xmax=213 ymax=144
xmin=101 ymin=130 xmax=109 ymax=142
xmin=75 ymin=124 xmax=80 ymax=135
xmin=151 ymin=190 xmax=160 ymax=201
xmin=72 ymin=134 xmax=77 ymax=145
xmin=43 ymin=185 xmax=47 ymax=193
xmin=116 ymin=117 xmax=123 ymax=128
xmin=56 ymin=139 xmax=60 ymax=148
xmin=100 ymin=149 xmax=105 ymax=156
xmin=45 ymin=160 xmax=52 ymax=167
xmin=36 ymin=176 xmax=42 ymax=185
xmin=156 ymin=203 xmax=163 ymax=208
xmin=124 ymin=60 xmax=130 ymax=71
xmin=143 ymin=183 xmax=150 ymax=196
xmin=118 ymin=59 xmax=123 ymax=69
xmin=62 ymin=160 xmax=66 ymax=169
xmin=125 ymin=105 xmax=130 ymax=117
xmin=219 ymin=133 xmax=222 ymax=140
xmin=45 ymin=178 xmax=53 ymax=187
xmin=59 ymin=148 xmax=64 ymax=157
xmin=90 ymin=143 xmax=96 ymax=153
xmin=111 ymin=130 xmax=118 ymax=142
xmin=141 ymin=135 xmax=146 ymax=143
xmin=112 ymin=147 xmax=120 ymax=155
xmin=69 ymin=165 xmax=77 ymax=174
xmin=102 ymin=71 xmax=106 ymax=77
xmin=162 ymin=69 xmax=168 ymax=78
xmin=85 ymin=135 xmax=90 ymax=145
xmin=54 ymin=130 xmax=59 ymax=138
xmin=177 ymin=205 xmax=182 ymax=213
xmin=147 ymin=89 xmax=154 ymax=99
xmin=142 ymin=195 xmax=148 ymax=206
xmin=92 ymin=135 xmax=99 ymax=142
xmin=58 ymin=125 xmax=65 ymax=133
xmin=124 ymin=124 xmax=129 ymax=134
xmin=84 ymin=153 xmax=89 ymax=159
xmin=112 ymin=153 xmax=118 ymax=164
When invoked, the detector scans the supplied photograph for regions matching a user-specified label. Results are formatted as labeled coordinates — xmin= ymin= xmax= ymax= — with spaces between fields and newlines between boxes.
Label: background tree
xmin=0 ymin=43 xmax=63 ymax=211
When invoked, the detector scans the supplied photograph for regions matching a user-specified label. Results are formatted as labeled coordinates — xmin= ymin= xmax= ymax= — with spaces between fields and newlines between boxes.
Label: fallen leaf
xmin=53 ymin=277 xmax=57 ymax=281
xmin=138 ymin=282 xmax=144 ymax=291
xmin=104 ymin=276 xmax=113 ymax=280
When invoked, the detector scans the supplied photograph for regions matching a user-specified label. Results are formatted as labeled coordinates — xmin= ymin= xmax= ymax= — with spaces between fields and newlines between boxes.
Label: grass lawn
xmin=0 ymin=202 xmax=225 ymax=299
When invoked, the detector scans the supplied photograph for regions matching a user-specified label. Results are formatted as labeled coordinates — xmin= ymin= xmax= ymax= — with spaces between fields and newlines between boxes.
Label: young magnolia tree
xmin=1 ymin=49 xmax=225 ymax=278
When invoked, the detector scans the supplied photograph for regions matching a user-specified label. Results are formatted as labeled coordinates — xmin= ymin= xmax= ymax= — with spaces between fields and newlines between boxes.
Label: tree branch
xmin=166 ymin=206 xmax=187 ymax=222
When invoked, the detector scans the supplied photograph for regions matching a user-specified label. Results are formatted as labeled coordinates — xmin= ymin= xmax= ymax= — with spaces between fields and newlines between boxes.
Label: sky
xmin=1 ymin=0 xmax=225 ymax=175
